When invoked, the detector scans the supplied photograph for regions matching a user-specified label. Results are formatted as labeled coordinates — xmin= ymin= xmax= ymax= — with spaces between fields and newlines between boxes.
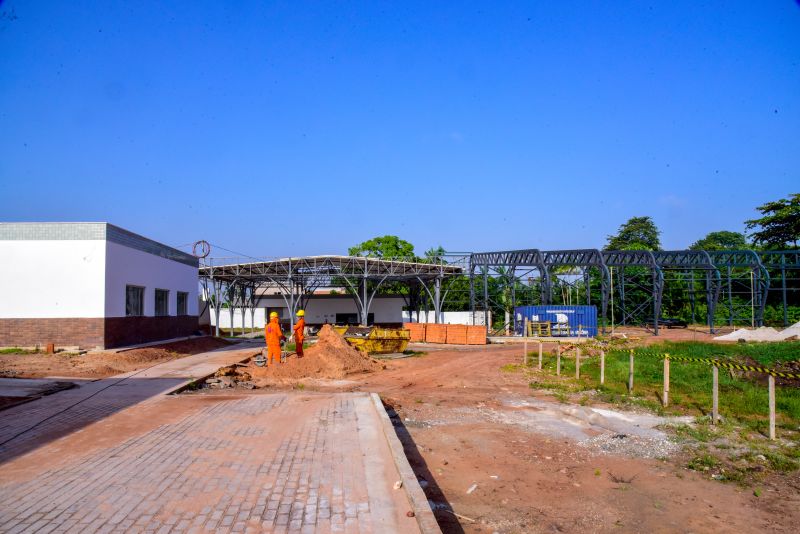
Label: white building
xmin=202 ymin=295 xmax=488 ymax=332
xmin=0 ymin=222 xmax=199 ymax=349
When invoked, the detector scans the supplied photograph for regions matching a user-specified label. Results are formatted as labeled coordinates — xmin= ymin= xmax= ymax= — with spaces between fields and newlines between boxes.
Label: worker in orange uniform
xmin=293 ymin=310 xmax=306 ymax=357
xmin=265 ymin=312 xmax=285 ymax=365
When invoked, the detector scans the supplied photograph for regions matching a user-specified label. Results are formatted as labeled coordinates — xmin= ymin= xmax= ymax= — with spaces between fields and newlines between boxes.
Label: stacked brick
xmin=465 ymin=325 xmax=487 ymax=345
xmin=445 ymin=324 xmax=467 ymax=344
xmin=402 ymin=323 xmax=426 ymax=342
xmin=424 ymin=324 xmax=447 ymax=343
xmin=402 ymin=323 xmax=486 ymax=345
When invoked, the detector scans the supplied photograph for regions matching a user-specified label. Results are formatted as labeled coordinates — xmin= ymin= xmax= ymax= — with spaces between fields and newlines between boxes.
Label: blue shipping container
xmin=514 ymin=305 xmax=598 ymax=337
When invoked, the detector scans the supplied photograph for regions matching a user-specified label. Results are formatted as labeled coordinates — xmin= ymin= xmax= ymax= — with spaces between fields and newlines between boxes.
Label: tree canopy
xmin=348 ymin=235 xmax=416 ymax=258
xmin=605 ymin=216 xmax=662 ymax=250
xmin=745 ymin=193 xmax=800 ymax=249
xmin=690 ymin=231 xmax=749 ymax=251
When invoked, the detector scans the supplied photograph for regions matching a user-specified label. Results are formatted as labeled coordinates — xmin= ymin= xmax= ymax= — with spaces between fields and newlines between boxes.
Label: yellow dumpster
xmin=340 ymin=326 xmax=410 ymax=354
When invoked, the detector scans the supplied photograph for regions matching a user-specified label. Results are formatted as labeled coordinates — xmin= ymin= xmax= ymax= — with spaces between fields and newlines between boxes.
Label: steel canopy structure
xmin=198 ymin=255 xmax=462 ymax=335
xmin=465 ymin=248 xmax=791 ymax=335
xmin=197 ymin=249 xmax=797 ymax=337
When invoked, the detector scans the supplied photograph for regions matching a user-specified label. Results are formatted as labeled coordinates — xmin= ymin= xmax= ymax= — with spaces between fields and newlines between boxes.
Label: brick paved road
xmin=0 ymin=392 xmax=420 ymax=533
xmin=0 ymin=342 xmax=258 ymax=463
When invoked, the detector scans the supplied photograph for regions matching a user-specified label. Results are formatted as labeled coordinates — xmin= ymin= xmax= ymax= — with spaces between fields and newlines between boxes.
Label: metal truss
xmin=197 ymin=249 xmax=798 ymax=337
xmin=707 ymin=250 xmax=770 ymax=328
xmin=602 ymin=250 xmax=664 ymax=334
xmin=758 ymin=251 xmax=799 ymax=326
xmin=199 ymin=255 xmax=463 ymax=333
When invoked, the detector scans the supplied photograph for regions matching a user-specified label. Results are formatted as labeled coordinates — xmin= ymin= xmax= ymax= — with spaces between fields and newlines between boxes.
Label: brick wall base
xmin=104 ymin=316 xmax=199 ymax=348
xmin=0 ymin=318 xmax=105 ymax=349
xmin=0 ymin=316 xmax=200 ymax=350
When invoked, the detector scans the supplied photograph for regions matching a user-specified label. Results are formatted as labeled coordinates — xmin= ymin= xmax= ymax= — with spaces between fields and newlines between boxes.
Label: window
xmin=155 ymin=289 xmax=169 ymax=316
xmin=177 ymin=292 xmax=188 ymax=316
xmin=126 ymin=285 xmax=144 ymax=316
xmin=335 ymin=313 xmax=374 ymax=325
xmin=266 ymin=307 xmax=284 ymax=319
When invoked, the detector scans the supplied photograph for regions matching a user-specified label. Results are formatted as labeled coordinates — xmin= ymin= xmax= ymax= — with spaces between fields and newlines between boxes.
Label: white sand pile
xmin=775 ymin=321 xmax=800 ymax=341
xmin=714 ymin=321 xmax=800 ymax=342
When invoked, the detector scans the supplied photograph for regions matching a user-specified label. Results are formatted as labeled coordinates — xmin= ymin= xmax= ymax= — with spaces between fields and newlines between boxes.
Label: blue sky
xmin=1 ymin=1 xmax=798 ymax=258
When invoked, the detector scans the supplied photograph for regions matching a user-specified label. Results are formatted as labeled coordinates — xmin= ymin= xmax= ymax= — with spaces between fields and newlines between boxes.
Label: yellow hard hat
xmin=269 ymin=312 xmax=279 ymax=318
xmin=296 ymin=310 xmax=305 ymax=317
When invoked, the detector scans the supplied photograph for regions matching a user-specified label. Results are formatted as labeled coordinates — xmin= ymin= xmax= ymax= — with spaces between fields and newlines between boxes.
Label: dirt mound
xmin=248 ymin=325 xmax=382 ymax=383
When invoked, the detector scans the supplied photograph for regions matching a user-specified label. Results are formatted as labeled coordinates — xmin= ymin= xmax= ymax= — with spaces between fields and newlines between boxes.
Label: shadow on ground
xmin=383 ymin=402 xmax=466 ymax=534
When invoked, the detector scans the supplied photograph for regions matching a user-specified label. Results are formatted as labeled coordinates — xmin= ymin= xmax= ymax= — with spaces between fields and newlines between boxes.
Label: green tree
xmin=348 ymin=235 xmax=416 ymax=258
xmin=745 ymin=193 xmax=800 ymax=249
xmin=690 ymin=231 xmax=749 ymax=251
xmin=605 ymin=216 xmax=662 ymax=250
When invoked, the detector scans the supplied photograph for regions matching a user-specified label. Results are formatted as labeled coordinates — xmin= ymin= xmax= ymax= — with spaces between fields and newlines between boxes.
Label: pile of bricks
xmin=404 ymin=322 xmax=426 ymax=342
xmin=402 ymin=323 xmax=486 ymax=345
xmin=424 ymin=324 xmax=447 ymax=344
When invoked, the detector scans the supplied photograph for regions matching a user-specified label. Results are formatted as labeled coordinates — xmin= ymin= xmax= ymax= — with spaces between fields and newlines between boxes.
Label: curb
xmin=370 ymin=392 xmax=441 ymax=534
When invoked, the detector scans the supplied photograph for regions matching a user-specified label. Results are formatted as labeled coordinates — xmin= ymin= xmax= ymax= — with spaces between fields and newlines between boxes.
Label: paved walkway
xmin=0 ymin=344 xmax=429 ymax=533
xmin=0 ymin=342 xmax=259 ymax=463
xmin=0 ymin=393 xmax=421 ymax=534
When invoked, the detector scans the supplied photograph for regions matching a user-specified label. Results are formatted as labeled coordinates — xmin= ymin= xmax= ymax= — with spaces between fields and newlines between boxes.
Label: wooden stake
xmin=556 ymin=343 xmax=561 ymax=376
xmin=523 ymin=318 xmax=529 ymax=366
xmin=575 ymin=347 xmax=581 ymax=379
xmin=627 ymin=350 xmax=634 ymax=394
xmin=538 ymin=341 xmax=543 ymax=370
xmin=600 ymin=350 xmax=605 ymax=385
xmin=712 ymin=365 xmax=719 ymax=424
xmin=663 ymin=356 xmax=670 ymax=407
xmin=769 ymin=375 xmax=776 ymax=440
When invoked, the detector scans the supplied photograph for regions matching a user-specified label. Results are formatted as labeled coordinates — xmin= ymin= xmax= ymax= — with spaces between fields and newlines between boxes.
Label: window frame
xmin=154 ymin=288 xmax=170 ymax=317
xmin=176 ymin=291 xmax=189 ymax=316
xmin=125 ymin=285 xmax=145 ymax=317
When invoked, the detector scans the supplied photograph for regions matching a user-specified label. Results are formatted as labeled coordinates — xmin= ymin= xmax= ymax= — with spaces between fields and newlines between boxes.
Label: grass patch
xmin=687 ymin=453 xmax=720 ymax=471
xmin=0 ymin=347 xmax=38 ymax=354
xmin=530 ymin=341 xmax=800 ymax=434
xmin=402 ymin=350 xmax=427 ymax=357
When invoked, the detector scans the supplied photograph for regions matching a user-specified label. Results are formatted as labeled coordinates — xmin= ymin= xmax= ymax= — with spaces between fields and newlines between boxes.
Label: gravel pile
xmin=579 ymin=433 xmax=680 ymax=459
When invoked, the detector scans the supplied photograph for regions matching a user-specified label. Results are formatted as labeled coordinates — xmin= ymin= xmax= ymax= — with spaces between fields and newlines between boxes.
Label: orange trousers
xmin=295 ymin=337 xmax=304 ymax=357
xmin=267 ymin=342 xmax=282 ymax=364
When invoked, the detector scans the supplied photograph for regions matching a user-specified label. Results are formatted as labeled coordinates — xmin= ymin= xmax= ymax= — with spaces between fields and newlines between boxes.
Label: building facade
xmin=0 ymin=222 xmax=199 ymax=349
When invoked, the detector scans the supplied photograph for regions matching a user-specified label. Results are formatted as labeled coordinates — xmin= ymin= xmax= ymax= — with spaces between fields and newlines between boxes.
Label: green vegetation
xmin=690 ymin=231 xmax=749 ymax=251
xmin=401 ymin=349 xmax=427 ymax=357
xmin=0 ymin=347 xmax=38 ymax=354
xmin=745 ymin=193 xmax=800 ymax=249
xmin=529 ymin=341 xmax=800 ymax=431
xmin=517 ymin=340 xmax=800 ymax=483
xmin=605 ymin=216 xmax=662 ymax=250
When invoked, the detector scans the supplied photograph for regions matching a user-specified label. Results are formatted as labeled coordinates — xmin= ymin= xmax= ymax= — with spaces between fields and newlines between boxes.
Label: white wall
xmin=0 ymin=240 xmax=107 ymax=318
xmin=402 ymin=310 xmax=487 ymax=325
xmin=208 ymin=296 xmax=405 ymax=329
xmin=104 ymin=241 xmax=199 ymax=317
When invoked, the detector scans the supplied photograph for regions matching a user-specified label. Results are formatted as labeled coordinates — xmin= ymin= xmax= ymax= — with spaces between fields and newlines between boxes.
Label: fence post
xmin=575 ymin=347 xmax=581 ymax=379
xmin=663 ymin=355 xmax=670 ymax=407
xmin=712 ymin=365 xmax=719 ymax=425
xmin=627 ymin=349 xmax=634 ymax=394
xmin=600 ymin=350 xmax=605 ymax=385
xmin=523 ymin=318 xmax=529 ymax=366
xmin=556 ymin=343 xmax=561 ymax=376
xmin=769 ymin=375 xmax=776 ymax=440
xmin=538 ymin=341 xmax=543 ymax=370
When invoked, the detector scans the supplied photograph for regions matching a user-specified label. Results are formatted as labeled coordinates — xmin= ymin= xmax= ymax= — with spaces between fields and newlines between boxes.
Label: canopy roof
xmin=199 ymin=255 xmax=462 ymax=284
